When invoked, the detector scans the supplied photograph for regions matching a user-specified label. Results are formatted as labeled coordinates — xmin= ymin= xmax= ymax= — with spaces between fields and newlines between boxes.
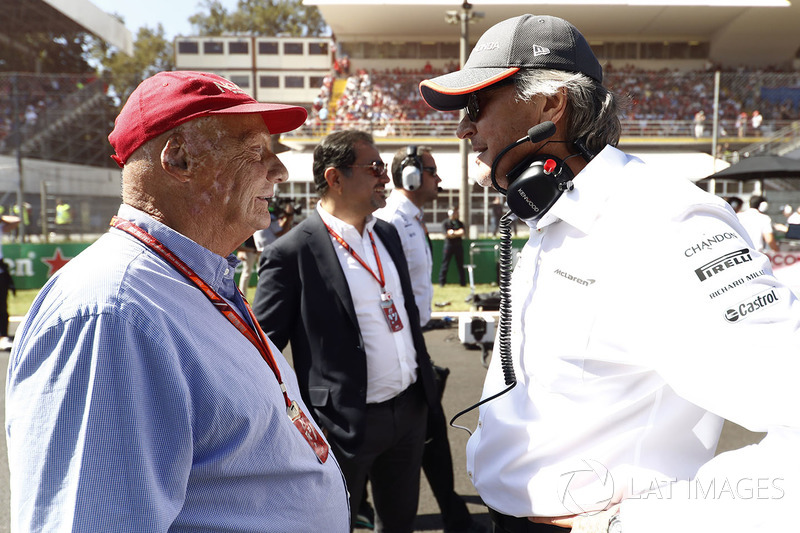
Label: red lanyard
xmin=110 ymin=216 xmax=290 ymax=407
xmin=110 ymin=216 xmax=330 ymax=463
xmin=323 ymin=221 xmax=386 ymax=290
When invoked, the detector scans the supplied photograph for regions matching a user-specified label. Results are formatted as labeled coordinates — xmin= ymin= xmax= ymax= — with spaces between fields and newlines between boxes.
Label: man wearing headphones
xmin=419 ymin=14 xmax=800 ymax=533
xmin=376 ymin=146 xmax=440 ymax=327
xmin=375 ymin=147 xmax=484 ymax=533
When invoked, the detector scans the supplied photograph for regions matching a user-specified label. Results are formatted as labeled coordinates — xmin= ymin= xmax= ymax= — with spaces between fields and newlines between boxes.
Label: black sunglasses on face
xmin=422 ymin=166 xmax=438 ymax=176
xmin=465 ymin=77 xmax=515 ymax=123
xmin=466 ymin=93 xmax=480 ymax=123
xmin=347 ymin=161 xmax=387 ymax=177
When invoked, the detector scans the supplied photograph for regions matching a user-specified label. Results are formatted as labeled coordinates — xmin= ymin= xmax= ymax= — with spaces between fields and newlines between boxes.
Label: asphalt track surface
xmin=0 ymin=323 xmax=763 ymax=532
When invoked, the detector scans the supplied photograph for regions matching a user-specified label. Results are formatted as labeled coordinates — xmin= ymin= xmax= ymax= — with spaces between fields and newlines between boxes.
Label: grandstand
xmin=4 ymin=1 xmax=800 ymax=237
xmin=0 ymin=0 xmax=131 ymax=238
xmin=175 ymin=1 xmax=800 ymax=235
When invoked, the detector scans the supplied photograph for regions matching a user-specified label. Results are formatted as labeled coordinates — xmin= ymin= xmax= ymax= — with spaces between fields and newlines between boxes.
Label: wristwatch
xmin=607 ymin=512 xmax=622 ymax=533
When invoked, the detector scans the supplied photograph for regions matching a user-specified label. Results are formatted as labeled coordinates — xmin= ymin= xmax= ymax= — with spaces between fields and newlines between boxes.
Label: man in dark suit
xmin=252 ymin=129 xmax=439 ymax=533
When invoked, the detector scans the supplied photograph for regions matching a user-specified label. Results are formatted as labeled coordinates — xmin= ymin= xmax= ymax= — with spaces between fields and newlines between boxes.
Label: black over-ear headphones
xmin=400 ymin=145 xmax=422 ymax=191
xmin=504 ymin=153 xmax=574 ymax=220
xmin=491 ymin=121 xmax=592 ymax=221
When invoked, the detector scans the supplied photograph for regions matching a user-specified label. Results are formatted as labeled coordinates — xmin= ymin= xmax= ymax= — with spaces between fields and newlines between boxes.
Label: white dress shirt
xmin=317 ymin=203 xmax=418 ymax=403
xmin=375 ymin=190 xmax=434 ymax=326
xmin=466 ymin=146 xmax=800 ymax=532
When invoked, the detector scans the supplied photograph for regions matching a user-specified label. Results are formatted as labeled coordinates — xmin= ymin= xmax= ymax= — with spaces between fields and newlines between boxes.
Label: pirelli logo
xmin=695 ymin=248 xmax=752 ymax=282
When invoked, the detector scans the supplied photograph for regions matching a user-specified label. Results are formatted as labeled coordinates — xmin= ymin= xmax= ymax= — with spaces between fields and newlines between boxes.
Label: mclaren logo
xmin=695 ymin=249 xmax=752 ymax=282
xmin=554 ymin=269 xmax=595 ymax=287
xmin=724 ymin=288 xmax=779 ymax=323
xmin=517 ymin=189 xmax=540 ymax=212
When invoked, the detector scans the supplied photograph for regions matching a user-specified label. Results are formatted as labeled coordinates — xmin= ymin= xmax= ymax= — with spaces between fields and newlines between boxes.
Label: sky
xmin=90 ymin=0 xmax=240 ymax=41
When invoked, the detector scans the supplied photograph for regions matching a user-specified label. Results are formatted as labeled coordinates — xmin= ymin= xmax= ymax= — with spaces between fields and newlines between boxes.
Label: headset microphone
xmin=490 ymin=121 xmax=579 ymax=221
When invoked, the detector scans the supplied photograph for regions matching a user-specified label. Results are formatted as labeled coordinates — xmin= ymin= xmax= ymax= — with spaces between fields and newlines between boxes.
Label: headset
xmin=400 ymin=145 xmax=422 ymax=191
xmin=490 ymin=121 xmax=595 ymax=221
xmin=449 ymin=121 xmax=596 ymax=434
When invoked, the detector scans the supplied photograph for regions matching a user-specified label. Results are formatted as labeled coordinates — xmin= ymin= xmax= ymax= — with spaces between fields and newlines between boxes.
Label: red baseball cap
xmin=108 ymin=70 xmax=308 ymax=167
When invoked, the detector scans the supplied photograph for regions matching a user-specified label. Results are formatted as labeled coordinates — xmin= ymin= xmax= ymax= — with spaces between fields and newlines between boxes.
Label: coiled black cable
xmin=496 ymin=211 xmax=516 ymax=388
xmin=449 ymin=210 xmax=517 ymax=435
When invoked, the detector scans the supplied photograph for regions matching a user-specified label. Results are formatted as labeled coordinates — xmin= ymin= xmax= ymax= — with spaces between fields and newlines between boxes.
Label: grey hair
xmin=513 ymin=69 xmax=625 ymax=154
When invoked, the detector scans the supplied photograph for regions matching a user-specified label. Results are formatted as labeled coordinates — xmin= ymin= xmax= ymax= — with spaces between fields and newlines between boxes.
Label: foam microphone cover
xmin=527 ymin=121 xmax=556 ymax=144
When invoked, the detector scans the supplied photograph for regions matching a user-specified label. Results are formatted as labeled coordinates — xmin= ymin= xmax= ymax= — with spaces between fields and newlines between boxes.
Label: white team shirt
xmin=375 ymin=190 xmax=434 ymax=326
xmin=466 ymin=146 xmax=800 ymax=532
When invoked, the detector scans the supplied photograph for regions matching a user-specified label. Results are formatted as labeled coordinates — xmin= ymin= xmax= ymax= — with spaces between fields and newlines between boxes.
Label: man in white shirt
xmin=737 ymin=195 xmax=779 ymax=252
xmin=375 ymin=146 xmax=440 ymax=327
xmin=252 ymin=130 xmax=440 ymax=533
xmin=375 ymin=147 xmax=484 ymax=532
xmin=419 ymin=14 xmax=800 ymax=533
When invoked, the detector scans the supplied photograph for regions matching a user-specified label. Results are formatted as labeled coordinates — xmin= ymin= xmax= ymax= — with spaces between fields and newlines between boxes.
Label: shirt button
xmin=224 ymin=268 xmax=230 ymax=276
xmin=477 ymin=420 xmax=482 ymax=428
xmin=468 ymin=471 xmax=473 ymax=479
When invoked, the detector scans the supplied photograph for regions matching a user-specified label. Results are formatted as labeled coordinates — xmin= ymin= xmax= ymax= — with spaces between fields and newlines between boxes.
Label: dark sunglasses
xmin=465 ymin=77 xmax=516 ymax=123
xmin=347 ymin=161 xmax=387 ymax=177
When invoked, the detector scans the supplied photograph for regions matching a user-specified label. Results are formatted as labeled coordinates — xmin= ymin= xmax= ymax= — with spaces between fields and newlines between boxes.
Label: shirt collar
xmin=316 ymin=202 xmax=377 ymax=240
xmin=533 ymin=146 xmax=638 ymax=235
xmin=116 ymin=204 xmax=239 ymax=298
xmin=386 ymin=190 xmax=422 ymax=219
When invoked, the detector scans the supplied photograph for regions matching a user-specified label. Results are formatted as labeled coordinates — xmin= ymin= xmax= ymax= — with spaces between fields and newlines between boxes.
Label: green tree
xmin=190 ymin=0 xmax=327 ymax=37
xmin=90 ymin=23 xmax=174 ymax=103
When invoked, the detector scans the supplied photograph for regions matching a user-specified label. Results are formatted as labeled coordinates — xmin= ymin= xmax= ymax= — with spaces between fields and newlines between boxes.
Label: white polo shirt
xmin=466 ymin=146 xmax=800 ymax=532
xmin=375 ymin=190 xmax=434 ymax=326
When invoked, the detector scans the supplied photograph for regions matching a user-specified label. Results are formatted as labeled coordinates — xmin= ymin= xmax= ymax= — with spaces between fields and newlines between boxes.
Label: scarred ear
xmin=161 ymin=133 xmax=191 ymax=182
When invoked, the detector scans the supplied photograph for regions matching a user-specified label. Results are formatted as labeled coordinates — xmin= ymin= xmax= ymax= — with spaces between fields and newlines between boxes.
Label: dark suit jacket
xmin=252 ymin=209 xmax=439 ymax=457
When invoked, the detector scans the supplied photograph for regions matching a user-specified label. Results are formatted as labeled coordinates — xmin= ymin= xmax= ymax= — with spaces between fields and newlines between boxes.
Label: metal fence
xmin=3 ymin=69 xmax=800 ymax=240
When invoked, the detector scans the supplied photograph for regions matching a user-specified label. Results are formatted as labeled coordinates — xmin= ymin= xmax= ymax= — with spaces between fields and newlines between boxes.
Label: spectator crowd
xmin=303 ymin=62 xmax=800 ymax=139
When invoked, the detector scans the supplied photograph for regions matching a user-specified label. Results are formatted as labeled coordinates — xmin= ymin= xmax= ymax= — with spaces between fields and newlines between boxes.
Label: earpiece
xmin=400 ymin=145 xmax=422 ymax=191
xmin=505 ymin=153 xmax=575 ymax=220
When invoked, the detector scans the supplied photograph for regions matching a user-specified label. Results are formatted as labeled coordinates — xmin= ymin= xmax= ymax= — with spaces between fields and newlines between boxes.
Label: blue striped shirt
xmin=6 ymin=204 xmax=349 ymax=532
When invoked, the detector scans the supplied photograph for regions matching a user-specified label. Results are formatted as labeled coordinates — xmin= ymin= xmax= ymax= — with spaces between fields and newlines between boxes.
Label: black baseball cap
xmin=419 ymin=14 xmax=602 ymax=112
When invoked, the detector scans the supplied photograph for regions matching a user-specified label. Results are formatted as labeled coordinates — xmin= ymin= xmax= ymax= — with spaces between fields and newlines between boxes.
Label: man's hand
xmin=527 ymin=504 xmax=620 ymax=532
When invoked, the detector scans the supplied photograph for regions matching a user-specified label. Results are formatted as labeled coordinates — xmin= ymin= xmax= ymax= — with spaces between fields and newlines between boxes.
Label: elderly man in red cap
xmin=6 ymin=71 xmax=349 ymax=532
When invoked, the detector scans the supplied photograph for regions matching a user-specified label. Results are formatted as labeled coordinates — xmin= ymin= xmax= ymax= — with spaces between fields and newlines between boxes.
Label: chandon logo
xmin=517 ymin=189 xmax=540 ymax=212
xmin=724 ymin=288 xmax=779 ymax=323
xmin=695 ymin=249 xmax=752 ymax=281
